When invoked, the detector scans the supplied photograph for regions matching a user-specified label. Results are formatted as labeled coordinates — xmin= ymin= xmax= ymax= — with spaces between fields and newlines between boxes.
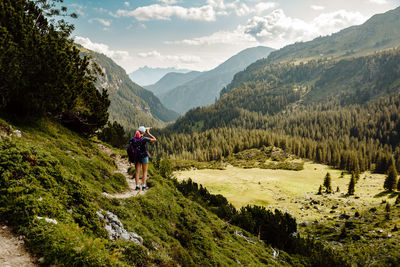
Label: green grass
xmin=0 ymin=117 xmax=301 ymax=266
xmin=175 ymin=162 xmax=386 ymax=222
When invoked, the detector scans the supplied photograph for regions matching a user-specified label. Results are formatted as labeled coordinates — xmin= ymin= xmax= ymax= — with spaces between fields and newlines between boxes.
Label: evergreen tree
xmin=317 ymin=185 xmax=322 ymax=195
xmin=384 ymin=159 xmax=398 ymax=191
xmin=323 ymin=172 xmax=332 ymax=193
xmin=0 ymin=0 xmax=109 ymax=134
xmin=347 ymin=173 xmax=356 ymax=195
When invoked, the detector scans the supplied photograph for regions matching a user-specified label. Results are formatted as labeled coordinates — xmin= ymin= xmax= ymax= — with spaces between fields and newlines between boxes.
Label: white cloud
xmin=138 ymin=50 xmax=201 ymax=64
xmin=88 ymin=18 xmax=111 ymax=27
xmin=93 ymin=7 xmax=108 ymax=13
xmin=158 ymin=0 xmax=178 ymax=4
xmin=168 ymin=9 xmax=367 ymax=49
xmin=369 ymin=0 xmax=388 ymax=4
xmin=74 ymin=36 xmax=130 ymax=61
xmin=255 ymin=2 xmax=278 ymax=14
xmin=115 ymin=4 xmax=216 ymax=21
xmin=310 ymin=5 xmax=325 ymax=10
xmin=124 ymin=2 xmax=130 ymax=7
xmin=165 ymin=27 xmax=257 ymax=46
xmin=138 ymin=50 xmax=162 ymax=58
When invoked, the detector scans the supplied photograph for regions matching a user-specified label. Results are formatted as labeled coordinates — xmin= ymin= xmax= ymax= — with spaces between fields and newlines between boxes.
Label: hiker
xmin=133 ymin=126 xmax=156 ymax=190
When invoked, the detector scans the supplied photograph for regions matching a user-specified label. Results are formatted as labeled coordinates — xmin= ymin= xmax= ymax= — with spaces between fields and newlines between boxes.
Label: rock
xmin=35 ymin=216 xmax=58 ymax=224
xmin=11 ymin=130 xmax=22 ymax=138
xmin=97 ymin=210 xmax=143 ymax=245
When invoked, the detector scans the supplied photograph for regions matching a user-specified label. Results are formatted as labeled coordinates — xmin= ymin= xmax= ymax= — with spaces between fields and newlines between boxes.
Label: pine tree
xmin=384 ymin=159 xmax=398 ymax=191
xmin=323 ymin=172 xmax=332 ymax=193
xmin=347 ymin=173 xmax=355 ymax=195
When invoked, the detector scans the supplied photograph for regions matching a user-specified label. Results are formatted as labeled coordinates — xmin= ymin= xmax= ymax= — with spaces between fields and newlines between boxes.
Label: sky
xmin=69 ymin=0 xmax=399 ymax=73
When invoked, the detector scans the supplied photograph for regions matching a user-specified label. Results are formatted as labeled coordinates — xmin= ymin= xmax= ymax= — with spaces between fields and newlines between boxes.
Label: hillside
xmin=0 ymin=118 xmax=316 ymax=266
xmin=79 ymin=47 xmax=179 ymax=131
xmin=129 ymin=66 xmax=192 ymax=86
xmin=160 ymin=46 xmax=274 ymax=114
xmin=145 ymin=71 xmax=202 ymax=96
xmin=264 ymin=6 xmax=400 ymax=64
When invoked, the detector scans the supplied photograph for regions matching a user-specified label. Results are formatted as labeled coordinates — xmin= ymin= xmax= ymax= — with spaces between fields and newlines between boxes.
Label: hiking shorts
xmin=140 ymin=157 xmax=149 ymax=164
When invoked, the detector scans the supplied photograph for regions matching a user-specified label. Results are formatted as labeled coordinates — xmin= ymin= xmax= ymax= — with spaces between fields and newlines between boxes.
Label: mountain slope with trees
xmin=79 ymin=47 xmax=179 ymax=131
xmin=157 ymin=7 xmax=400 ymax=175
xmin=264 ymin=6 xmax=400 ymax=64
xmin=160 ymin=46 xmax=274 ymax=114
xmin=0 ymin=0 xmax=109 ymax=135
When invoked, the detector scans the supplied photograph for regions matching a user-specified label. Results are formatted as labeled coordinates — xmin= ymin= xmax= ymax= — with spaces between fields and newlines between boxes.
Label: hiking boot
xmin=142 ymin=185 xmax=149 ymax=190
xmin=135 ymin=185 xmax=140 ymax=191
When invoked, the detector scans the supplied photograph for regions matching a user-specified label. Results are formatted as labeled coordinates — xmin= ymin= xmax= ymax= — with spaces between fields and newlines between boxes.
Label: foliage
xmin=323 ymin=172 xmax=332 ymax=193
xmin=0 ymin=0 xmax=109 ymax=135
xmin=174 ymin=178 xmax=348 ymax=266
xmin=384 ymin=160 xmax=398 ymax=191
xmin=347 ymin=173 xmax=356 ymax=195
xmin=97 ymin=121 xmax=128 ymax=148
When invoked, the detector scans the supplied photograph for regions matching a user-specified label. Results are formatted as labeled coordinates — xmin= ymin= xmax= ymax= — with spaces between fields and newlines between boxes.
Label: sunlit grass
xmin=175 ymin=162 xmax=387 ymax=222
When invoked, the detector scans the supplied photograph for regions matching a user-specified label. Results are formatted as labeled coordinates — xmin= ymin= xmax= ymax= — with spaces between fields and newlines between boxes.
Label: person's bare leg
xmin=142 ymin=163 xmax=148 ymax=187
xmin=135 ymin=162 xmax=141 ymax=186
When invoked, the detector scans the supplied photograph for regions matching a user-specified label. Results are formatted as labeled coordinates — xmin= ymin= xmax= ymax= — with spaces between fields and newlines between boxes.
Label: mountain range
xmin=171 ymin=6 xmax=400 ymax=132
xmin=150 ymin=46 xmax=274 ymax=114
xmin=128 ymin=66 xmax=191 ymax=86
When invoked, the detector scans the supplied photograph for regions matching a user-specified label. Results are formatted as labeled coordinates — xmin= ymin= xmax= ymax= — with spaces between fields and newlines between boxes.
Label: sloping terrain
xmin=78 ymin=46 xmax=179 ymax=131
xmin=265 ymin=6 xmax=400 ymax=64
xmin=0 ymin=118 xmax=300 ymax=266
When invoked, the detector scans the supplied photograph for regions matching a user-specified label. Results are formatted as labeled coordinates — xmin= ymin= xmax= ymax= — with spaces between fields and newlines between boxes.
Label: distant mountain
xmin=159 ymin=46 xmax=274 ymax=114
xmin=145 ymin=71 xmax=202 ymax=96
xmin=128 ymin=66 xmax=192 ymax=86
xmin=78 ymin=46 xmax=179 ymax=131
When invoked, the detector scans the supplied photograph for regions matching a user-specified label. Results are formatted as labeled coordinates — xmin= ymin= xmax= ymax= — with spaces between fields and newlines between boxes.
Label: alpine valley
xmin=1 ymin=1 xmax=400 ymax=267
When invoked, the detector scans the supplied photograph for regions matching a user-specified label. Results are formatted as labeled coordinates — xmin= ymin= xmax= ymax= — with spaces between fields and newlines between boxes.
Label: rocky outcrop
xmin=96 ymin=210 xmax=143 ymax=245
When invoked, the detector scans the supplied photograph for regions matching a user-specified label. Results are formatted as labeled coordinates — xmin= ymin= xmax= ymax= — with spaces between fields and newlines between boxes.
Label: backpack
xmin=126 ymin=137 xmax=146 ymax=163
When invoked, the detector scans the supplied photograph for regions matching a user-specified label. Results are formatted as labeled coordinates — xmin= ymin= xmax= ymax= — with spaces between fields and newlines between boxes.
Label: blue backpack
xmin=126 ymin=137 xmax=146 ymax=163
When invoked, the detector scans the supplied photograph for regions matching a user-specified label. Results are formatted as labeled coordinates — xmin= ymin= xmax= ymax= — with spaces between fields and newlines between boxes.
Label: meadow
xmin=175 ymin=162 xmax=388 ymax=223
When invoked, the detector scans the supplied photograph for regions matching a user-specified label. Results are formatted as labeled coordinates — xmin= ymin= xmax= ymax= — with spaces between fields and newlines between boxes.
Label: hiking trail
xmin=97 ymin=144 xmax=147 ymax=198
xmin=0 ymin=225 xmax=37 ymax=267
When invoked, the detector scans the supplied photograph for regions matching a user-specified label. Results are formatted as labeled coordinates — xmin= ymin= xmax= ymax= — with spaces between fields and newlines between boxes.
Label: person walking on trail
xmin=133 ymin=126 xmax=156 ymax=190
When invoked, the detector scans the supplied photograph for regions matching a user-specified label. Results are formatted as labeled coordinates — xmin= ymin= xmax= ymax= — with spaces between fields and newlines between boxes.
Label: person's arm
xmin=146 ymin=130 xmax=157 ymax=142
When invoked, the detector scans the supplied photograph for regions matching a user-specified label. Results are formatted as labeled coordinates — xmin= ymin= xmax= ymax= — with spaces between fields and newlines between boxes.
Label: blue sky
xmin=69 ymin=0 xmax=399 ymax=73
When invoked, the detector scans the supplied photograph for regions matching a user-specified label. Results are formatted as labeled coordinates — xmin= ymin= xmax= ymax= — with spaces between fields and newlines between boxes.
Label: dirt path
xmin=97 ymin=144 xmax=147 ymax=198
xmin=0 ymin=225 xmax=37 ymax=267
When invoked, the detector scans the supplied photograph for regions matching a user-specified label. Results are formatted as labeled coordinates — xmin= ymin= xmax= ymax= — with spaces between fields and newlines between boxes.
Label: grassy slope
xmin=0 ymin=118 xmax=299 ymax=266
